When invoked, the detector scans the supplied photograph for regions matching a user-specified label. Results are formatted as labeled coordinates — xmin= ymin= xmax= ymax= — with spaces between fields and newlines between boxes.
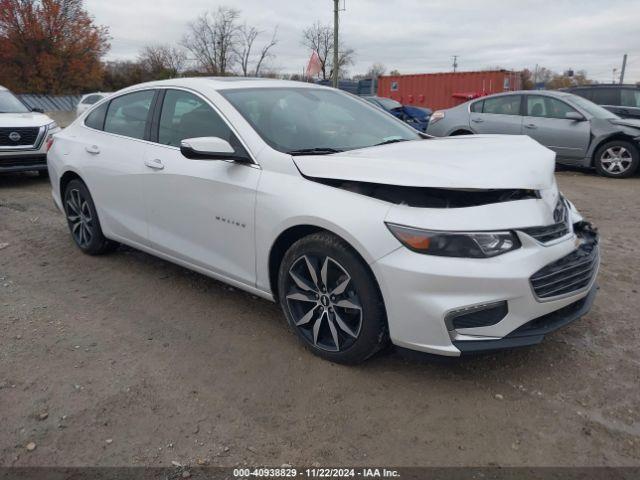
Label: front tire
xmin=63 ymin=179 xmax=117 ymax=255
xmin=277 ymin=232 xmax=388 ymax=364
xmin=594 ymin=140 xmax=639 ymax=178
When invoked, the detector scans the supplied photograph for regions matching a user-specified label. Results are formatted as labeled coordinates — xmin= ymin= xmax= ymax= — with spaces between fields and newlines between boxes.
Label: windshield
xmin=221 ymin=88 xmax=420 ymax=154
xmin=566 ymin=94 xmax=619 ymax=119
xmin=0 ymin=90 xmax=30 ymax=113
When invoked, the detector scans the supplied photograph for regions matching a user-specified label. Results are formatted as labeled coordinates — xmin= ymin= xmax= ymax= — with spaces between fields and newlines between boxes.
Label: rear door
xmin=469 ymin=94 xmax=523 ymax=134
xmin=78 ymin=89 xmax=156 ymax=244
xmin=142 ymin=88 xmax=260 ymax=285
xmin=522 ymin=95 xmax=590 ymax=162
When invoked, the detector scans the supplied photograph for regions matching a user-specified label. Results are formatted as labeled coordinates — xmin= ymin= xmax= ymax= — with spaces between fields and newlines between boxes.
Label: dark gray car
xmin=427 ymin=90 xmax=640 ymax=178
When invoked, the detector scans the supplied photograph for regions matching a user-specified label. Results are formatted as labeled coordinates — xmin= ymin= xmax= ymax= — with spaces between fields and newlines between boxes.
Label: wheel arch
xmin=267 ymin=224 xmax=383 ymax=306
xmin=589 ymin=133 xmax=638 ymax=166
xmin=449 ymin=128 xmax=474 ymax=136
xmin=59 ymin=170 xmax=83 ymax=198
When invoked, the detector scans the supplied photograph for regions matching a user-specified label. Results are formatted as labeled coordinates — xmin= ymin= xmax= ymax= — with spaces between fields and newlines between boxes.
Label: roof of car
xmin=0 ymin=85 xmax=7 ymax=91
xmin=121 ymin=77 xmax=327 ymax=93
xmin=475 ymin=90 xmax=575 ymax=101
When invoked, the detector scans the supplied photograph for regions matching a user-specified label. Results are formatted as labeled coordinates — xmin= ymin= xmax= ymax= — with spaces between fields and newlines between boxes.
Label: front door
xmin=522 ymin=95 xmax=591 ymax=162
xmin=142 ymin=89 xmax=260 ymax=286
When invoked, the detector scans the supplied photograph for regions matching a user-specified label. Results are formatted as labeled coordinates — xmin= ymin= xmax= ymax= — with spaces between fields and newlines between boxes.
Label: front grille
xmin=0 ymin=155 xmax=47 ymax=168
xmin=0 ymin=127 xmax=42 ymax=147
xmin=521 ymin=198 xmax=570 ymax=243
xmin=530 ymin=230 xmax=599 ymax=299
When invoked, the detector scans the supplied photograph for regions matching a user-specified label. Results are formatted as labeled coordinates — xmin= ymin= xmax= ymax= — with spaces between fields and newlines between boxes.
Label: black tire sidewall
xmin=63 ymin=179 xmax=112 ymax=255
xmin=594 ymin=140 xmax=639 ymax=178
xmin=277 ymin=232 xmax=388 ymax=364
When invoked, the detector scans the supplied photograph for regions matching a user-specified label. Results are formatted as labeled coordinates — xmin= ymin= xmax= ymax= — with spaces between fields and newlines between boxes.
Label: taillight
xmin=429 ymin=110 xmax=445 ymax=124
xmin=45 ymin=136 xmax=55 ymax=152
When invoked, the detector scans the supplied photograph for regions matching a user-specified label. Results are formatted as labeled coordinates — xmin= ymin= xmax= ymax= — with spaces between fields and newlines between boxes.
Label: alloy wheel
xmin=65 ymin=188 xmax=94 ymax=248
xmin=285 ymin=255 xmax=363 ymax=352
xmin=600 ymin=146 xmax=633 ymax=174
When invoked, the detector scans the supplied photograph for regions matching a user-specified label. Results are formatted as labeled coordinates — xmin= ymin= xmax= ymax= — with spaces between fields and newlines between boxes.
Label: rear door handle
xmin=144 ymin=158 xmax=164 ymax=170
xmin=85 ymin=145 xmax=100 ymax=154
xmin=524 ymin=123 xmax=537 ymax=129
xmin=471 ymin=118 xmax=484 ymax=123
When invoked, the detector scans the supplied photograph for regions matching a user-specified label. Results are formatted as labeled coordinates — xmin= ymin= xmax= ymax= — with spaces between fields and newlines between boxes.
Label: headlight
xmin=386 ymin=223 xmax=520 ymax=258
xmin=46 ymin=121 xmax=59 ymax=131
xmin=429 ymin=110 xmax=445 ymax=124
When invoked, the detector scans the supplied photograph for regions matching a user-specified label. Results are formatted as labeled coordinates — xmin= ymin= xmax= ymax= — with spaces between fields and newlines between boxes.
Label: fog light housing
xmin=445 ymin=301 xmax=508 ymax=331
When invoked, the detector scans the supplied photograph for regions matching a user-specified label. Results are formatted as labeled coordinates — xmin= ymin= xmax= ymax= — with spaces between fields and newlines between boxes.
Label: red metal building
xmin=377 ymin=70 xmax=523 ymax=110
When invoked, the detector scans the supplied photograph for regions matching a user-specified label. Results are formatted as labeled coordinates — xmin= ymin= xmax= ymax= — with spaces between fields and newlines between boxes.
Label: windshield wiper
xmin=373 ymin=138 xmax=408 ymax=147
xmin=287 ymin=147 xmax=343 ymax=156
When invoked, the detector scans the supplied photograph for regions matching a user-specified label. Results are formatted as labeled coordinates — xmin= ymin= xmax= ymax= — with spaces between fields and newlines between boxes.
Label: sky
xmin=85 ymin=0 xmax=640 ymax=83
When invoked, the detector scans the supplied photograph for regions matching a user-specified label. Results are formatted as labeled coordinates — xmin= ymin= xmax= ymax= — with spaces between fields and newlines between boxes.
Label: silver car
xmin=427 ymin=90 xmax=640 ymax=178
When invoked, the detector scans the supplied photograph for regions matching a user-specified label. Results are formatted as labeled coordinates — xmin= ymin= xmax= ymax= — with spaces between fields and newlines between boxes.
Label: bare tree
xmin=254 ymin=27 xmax=278 ymax=77
xmin=235 ymin=24 xmax=278 ymax=76
xmin=138 ymin=44 xmax=187 ymax=78
xmin=365 ymin=63 xmax=386 ymax=78
xmin=301 ymin=21 xmax=354 ymax=80
xmin=182 ymin=6 xmax=240 ymax=75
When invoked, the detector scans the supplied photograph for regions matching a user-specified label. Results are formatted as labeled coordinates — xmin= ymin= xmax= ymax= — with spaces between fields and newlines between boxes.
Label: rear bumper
xmin=453 ymin=284 xmax=597 ymax=354
xmin=0 ymin=154 xmax=47 ymax=172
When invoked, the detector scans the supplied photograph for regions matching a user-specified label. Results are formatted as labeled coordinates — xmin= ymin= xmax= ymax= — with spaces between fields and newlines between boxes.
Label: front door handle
xmin=144 ymin=158 xmax=165 ymax=170
xmin=85 ymin=145 xmax=100 ymax=154
xmin=524 ymin=123 xmax=537 ymax=129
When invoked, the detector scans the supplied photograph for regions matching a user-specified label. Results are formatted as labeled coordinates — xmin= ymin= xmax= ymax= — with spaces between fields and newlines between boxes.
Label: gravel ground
xmin=0 ymin=170 xmax=639 ymax=467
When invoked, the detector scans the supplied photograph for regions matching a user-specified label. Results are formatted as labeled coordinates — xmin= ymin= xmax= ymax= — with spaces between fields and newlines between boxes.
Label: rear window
xmin=590 ymin=88 xmax=619 ymax=106
xmin=621 ymin=89 xmax=640 ymax=108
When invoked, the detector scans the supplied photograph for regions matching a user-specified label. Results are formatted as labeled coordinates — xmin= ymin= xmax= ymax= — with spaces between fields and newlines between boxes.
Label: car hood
xmin=293 ymin=135 xmax=556 ymax=190
xmin=609 ymin=118 xmax=640 ymax=129
xmin=0 ymin=112 xmax=53 ymax=128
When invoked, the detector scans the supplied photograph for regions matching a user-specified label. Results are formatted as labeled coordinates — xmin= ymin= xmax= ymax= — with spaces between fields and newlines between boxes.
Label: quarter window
xmin=526 ymin=96 xmax=577 ymax=119
xmin=104 ymin=90 xmax=155 ymax=140
xmin=158 ymin=90 xmax=233 ymax=147
xmin=84 ymin=102 xmax=108 ymax=130
xmin=470 ymin=100 xmax=483 ymax=113
xmin=481 ymin=95 xmax=521 ymax=115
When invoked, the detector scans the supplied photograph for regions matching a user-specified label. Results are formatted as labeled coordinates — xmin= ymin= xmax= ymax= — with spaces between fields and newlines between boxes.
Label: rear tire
xmin=594 ymin=140 xmax=638 ymax=178
xmin=277 ymin=232 xmax=388 ymax=364
xmin=63 ymin=179 xmax=117 ymax=255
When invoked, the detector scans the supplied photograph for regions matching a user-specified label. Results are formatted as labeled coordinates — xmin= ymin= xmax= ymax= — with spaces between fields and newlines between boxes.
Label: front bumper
xmin=0 ymin=153 xmax=47 ymax=172
xmin=372 ymin=224 xmax=599 ymax=356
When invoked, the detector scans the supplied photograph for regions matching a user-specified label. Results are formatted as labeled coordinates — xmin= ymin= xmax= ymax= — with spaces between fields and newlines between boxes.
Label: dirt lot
xmin=0 ymin=170 xmax=639 ymax=467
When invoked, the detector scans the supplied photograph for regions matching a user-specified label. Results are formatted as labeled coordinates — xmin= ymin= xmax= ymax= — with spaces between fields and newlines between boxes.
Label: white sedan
xmin=47 ymin=78 xmax=599 ymax=363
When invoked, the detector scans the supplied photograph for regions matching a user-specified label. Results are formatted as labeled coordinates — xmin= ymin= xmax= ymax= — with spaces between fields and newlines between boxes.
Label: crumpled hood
xmin=610 ymin=118 xmax=640 ymax=130
xmin=0 ymin=112 xmax=54 ymax=128
xmin=293 ymin=135 xmax=556 ymax=190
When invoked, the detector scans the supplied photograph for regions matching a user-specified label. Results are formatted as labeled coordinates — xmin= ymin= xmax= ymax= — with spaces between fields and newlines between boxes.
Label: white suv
xmin=0 ymin=85 xmax=61 ymax=174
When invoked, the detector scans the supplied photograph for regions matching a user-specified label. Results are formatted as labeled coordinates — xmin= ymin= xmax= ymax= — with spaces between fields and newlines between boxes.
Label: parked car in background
xmin=0 ymin=85 xmax=60 ymax=175
xmin=427 ymin=90 xmax=640 ymax=178
xmin=76 ymin=92 xmax=111 ymax=117
xmin=363 ymin=95 xmax=431 ymax=132
xmin=48 ymin=78 xmax=598 ymax=363
xmin=564 ymin=84 xmax=640 ymax=120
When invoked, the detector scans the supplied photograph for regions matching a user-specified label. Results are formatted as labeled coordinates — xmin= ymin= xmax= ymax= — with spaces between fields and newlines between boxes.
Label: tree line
xmin=0 ymin=0 xmax=597 ymax=95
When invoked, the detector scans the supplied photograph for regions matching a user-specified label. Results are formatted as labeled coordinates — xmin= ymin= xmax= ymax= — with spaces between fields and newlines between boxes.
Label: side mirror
xmin=180 ymin=137 xmax=251 ymax=163
xmin=31 ymin=107 xmax=45 ymax=113
xmin=565 ymin=111 xmax=585 ymax=121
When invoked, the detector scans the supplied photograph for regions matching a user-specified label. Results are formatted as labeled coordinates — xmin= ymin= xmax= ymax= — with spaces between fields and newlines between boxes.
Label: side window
xmin=84 ymin=102 xmax=108 ymax=130
xmin=104 ymin=90 xmax=155 ymax=140
xmin=482 ymin=95 xmax=521 ymax=115
xmin=527 ymin=96 xmax=576 ymax=120
xmin=590 ymin=88 xmax=618 ymax=106
xmin=470 ymin=100 xmax=483 ymax=113
xmin=526 ymin=96 xmax=547 ymax=117
xmin=621 ymin=90 xmax=640 ymax=108
xmin=158 ymin=90 xmax=233 ymax=147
